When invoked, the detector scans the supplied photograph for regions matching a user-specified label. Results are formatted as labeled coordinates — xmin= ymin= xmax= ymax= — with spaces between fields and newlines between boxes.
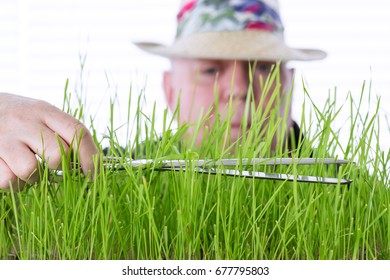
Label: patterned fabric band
xmin=176 ymin=0 xmax=284 ymax=39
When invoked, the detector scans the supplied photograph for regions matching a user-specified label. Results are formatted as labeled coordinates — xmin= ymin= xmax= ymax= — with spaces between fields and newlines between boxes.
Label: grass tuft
xmin=0 ymin=69 xmax=389 ymax=260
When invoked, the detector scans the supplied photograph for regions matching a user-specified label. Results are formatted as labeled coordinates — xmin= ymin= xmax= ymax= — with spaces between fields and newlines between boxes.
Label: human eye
xmin=201 ymin=66 xmax=219 ymax=76
xmin=195 ymin=61 xmax=222 ymax=84
xmin=255 ymin=63 xmax=274 ymax=73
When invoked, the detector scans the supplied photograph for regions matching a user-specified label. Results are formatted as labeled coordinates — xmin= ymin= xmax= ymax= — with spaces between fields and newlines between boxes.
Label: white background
xmin=1 ymin=0 xmax=389 ymax=152
xmin=1 ymin=260 xmax=389 ymax=280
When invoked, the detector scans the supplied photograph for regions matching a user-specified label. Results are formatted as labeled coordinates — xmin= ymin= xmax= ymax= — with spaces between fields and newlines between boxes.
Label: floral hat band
xmin=134 ymin=0 xmax=327 ymax=61
xmin=176 ymin=0 xmax=284 ymax=39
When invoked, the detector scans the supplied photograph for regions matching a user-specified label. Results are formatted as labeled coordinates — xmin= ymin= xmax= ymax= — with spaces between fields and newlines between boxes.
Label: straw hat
xmin=134 ymin=0 xmax=326 ymax=61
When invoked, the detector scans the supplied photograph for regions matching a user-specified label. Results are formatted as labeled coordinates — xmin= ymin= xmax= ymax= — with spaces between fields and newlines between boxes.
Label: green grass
xmin=0 ymin=70 xmax=389 ymax=260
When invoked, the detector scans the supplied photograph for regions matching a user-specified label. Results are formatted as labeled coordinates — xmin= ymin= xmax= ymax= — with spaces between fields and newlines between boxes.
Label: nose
xmin=220 ymin=61 xmax=249 ymax=102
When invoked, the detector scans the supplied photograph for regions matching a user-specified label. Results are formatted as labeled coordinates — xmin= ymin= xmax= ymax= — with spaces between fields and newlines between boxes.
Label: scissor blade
xmin=229 ymin=158 xmax=351 ymax=166
xmin=108 ymin=157 xmax=351 ymax=169
xmin=218 ymin=168 xmax=352 ymax=185
xmin=160 ymin=167 xmax=352 ymax=185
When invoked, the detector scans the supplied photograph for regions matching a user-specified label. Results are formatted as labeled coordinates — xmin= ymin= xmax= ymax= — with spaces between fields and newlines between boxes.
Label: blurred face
xmin=163 ymin=58 xmax=294 ymax=147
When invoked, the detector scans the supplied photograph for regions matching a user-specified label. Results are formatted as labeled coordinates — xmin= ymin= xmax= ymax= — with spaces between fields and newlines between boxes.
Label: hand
xmin=0 ymin=92 xmax=99 ymax=190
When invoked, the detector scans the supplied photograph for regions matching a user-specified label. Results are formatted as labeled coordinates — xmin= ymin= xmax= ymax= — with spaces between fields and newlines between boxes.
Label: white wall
xmin=1 ymin=0 xmax=389 ymax=152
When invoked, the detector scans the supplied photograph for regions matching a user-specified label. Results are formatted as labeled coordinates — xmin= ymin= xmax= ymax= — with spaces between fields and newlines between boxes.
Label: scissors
xmin=54 ymin=157 xmax=352 ymax=185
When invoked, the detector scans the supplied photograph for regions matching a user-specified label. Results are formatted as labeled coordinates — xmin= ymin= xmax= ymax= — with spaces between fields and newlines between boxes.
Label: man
xmin=134 ymin=0 xmax=325 ymax=148
xmin=0 ymin=0 xmax=325 ymax=189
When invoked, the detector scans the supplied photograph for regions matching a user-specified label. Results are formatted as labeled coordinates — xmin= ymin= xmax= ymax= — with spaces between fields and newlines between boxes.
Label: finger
xmin=43 ymin=105 xmax=99 ymax=175
xmin=0 ymin=139 xmax=40 ymax=184
xmin=0 ymin=156 xmax=28 ymax=191
xmin=0 ymin=157 xmax=17 ymax=189
xmin=23 ymin=125 xmax=70 ymax=170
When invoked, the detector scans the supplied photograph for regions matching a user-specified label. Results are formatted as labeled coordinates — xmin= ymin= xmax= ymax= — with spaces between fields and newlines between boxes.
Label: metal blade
xmin=105 ymin=157 xmax=351 ymax=169
xmin=227 ymin=158 xmax=351 ymax=166
xmin=160 ymin=167 xmax=352 ymax=185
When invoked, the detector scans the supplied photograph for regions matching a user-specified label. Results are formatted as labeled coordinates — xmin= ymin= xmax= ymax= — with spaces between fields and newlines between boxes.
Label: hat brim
xmin=134 ymin=30 xmax=326 ymax=61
